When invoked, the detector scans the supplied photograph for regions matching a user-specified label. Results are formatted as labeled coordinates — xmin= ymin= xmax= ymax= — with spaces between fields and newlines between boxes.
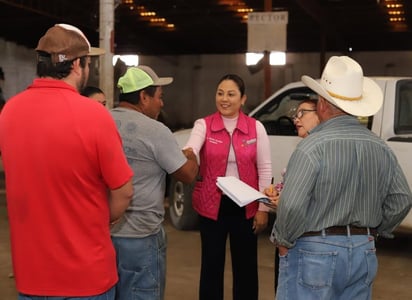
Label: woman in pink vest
xmin=184 ymin=74 xmax=272 ymax=300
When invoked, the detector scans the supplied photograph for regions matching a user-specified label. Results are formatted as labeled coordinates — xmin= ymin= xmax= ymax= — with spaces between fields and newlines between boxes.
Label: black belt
xmin=301 ymin=225 xmax=378 ymax=237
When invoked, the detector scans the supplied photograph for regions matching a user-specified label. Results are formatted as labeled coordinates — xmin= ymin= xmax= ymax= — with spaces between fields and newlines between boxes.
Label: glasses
xmin=292 ymin=109 xmax=317 ymax=120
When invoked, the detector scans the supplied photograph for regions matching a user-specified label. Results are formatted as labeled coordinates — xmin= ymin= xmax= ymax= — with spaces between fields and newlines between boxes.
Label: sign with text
xmin=247 ymin=11 xmax=288 ymax=52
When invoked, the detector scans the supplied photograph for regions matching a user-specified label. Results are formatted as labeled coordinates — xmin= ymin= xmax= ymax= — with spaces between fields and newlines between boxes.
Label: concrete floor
xmin=1 ymin=176 xmax=412 ymax=299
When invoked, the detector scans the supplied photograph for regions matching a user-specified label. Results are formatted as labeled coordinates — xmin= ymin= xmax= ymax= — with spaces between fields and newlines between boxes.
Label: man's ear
xmin=318 ymin=97 xmax=326 ymax=111
xmin=71 ymin=58 xmax=82 ymax=76
xmin=139 ymin=90 xmax=148 ymax=104
xmin=316 ymin=97 xmax=328 ymax=119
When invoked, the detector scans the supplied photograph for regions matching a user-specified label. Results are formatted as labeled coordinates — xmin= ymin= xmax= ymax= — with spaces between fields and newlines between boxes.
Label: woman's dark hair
xmin=36 ymin=52 xmax=88 ymax=79
xmin=217 ymin=74 xmax=245 ymax=97
xmin=81 ymin=86 xmax=104 ymax=97
xmin=118 ymin=85 xmax=157 ymax=105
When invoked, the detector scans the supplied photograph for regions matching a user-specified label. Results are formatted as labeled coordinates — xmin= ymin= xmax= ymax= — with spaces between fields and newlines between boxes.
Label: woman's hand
xmin=263 ymin=186 xmax=280 ymax=210
xmin=253 ymin=211 xmax=268 ymax=234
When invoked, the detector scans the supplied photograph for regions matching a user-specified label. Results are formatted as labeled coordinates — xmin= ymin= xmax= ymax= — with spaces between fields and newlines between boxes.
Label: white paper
xmin=216 ymin=176 xmax=270 ymax=207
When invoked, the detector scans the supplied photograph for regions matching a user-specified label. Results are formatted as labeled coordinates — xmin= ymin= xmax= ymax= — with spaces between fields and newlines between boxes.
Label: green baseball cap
xmin=117 ymin=65 xmax=173 ymax=94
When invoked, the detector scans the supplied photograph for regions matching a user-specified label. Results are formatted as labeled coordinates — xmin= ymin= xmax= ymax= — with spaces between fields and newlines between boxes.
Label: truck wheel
xmin=168 ymin=178 xmax=199 ymax=230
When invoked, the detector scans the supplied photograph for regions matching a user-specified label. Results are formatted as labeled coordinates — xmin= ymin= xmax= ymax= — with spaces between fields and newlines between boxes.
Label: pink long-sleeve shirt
xmin=184 ymin=115 xmax=273 ymax=211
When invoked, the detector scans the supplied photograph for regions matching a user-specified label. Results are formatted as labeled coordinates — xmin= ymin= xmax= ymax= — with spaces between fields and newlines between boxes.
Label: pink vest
xmin=192 ymin=111 xmax=259 ymax=220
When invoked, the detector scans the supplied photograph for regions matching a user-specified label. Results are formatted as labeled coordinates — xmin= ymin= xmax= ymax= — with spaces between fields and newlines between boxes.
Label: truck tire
xmin=168 ymin=178 xmax=199 ymax=230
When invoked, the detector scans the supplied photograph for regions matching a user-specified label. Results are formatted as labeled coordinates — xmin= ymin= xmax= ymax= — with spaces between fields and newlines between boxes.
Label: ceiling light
xmin=237 ymin=8 xmax=253 ymax=13
xmin=269 ymin=52 xmax=286 ymax=66
xmin=135 ymin=5 xmax=175 ymax=31
xmin=388 ymin=10 xmax=404 ymax=15
xmin=150 ymin=18 xmax=166 ymax=23
xmin=389 ymin=17 xmax=406 ymax=22
xmin=246 ymin=53 xmax=264 ymax=66
xmin=386 ymin=4 xmax=403 ymax=8
xmin=245 ymin=52 xmax=286 ymax=66
xmin=140 ymin=11 xmax=156 ymax=17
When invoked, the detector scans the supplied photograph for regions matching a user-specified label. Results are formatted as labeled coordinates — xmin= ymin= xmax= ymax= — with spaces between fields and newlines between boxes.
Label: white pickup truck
xmin=169 ymin=77 xmax=412 ymax=231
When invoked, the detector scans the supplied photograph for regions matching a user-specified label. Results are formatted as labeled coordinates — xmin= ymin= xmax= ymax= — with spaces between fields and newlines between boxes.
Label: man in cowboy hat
xmin=270 ymin=56 xmax=412 ymax=299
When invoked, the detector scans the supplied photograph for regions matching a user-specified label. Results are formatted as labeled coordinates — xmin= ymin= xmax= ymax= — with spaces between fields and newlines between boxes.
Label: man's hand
xmin=278 ymin=245 xmax=288 ymax=256
xmin=182 ymin=147 xmax=196 ymax=160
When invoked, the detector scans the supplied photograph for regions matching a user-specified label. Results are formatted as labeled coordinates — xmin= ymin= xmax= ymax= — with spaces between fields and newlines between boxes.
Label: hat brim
xmin=89 ymin=47 xmax=105 ymax=56
xmin=301 ymin=75 xmax=383 ymax=117
xmin=153 ymin=77 xmax=173 ymax=86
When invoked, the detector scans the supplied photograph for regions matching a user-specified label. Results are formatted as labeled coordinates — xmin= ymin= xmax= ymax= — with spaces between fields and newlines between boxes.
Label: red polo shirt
xmin=0 ymin=78 xmax=133 ymax=296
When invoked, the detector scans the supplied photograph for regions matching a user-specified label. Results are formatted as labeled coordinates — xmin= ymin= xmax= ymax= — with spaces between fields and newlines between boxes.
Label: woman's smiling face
xmin=215 ymin=79 xmax=246 ymax=118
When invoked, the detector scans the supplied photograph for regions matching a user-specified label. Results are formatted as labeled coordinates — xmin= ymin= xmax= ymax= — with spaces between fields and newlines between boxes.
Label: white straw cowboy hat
xmin=301 ymin=56 xmax=383 ymax=117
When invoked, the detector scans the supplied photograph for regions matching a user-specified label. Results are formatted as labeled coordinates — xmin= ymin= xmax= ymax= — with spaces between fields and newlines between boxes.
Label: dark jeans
xmin=199 ymin=195 xmax=258 ymax=300
xmin=18 ymin=286 xmax=115 ymax=300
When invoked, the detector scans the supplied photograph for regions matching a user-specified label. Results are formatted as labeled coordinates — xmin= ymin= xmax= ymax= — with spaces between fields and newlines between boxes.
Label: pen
xmin=270 ymin=177 xmax=274 ymax=194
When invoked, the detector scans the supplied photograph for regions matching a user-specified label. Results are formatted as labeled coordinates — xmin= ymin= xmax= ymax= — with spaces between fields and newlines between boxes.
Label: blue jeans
xmin=18 ymin=286 xmax=115 ymax=300
xmin=111 ymin=226 xmax=167 ymax=300
xmin=276 ymin=234 xmax=377 ymax=300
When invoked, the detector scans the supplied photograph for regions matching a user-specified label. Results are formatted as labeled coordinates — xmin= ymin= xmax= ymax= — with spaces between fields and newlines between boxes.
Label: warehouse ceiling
xmin=0 ymin=0 xmax=411 ymax=55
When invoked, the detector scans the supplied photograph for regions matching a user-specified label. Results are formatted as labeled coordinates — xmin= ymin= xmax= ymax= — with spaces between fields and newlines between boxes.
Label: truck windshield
xmin=252 ymin=86 xmax=372 ymax=136
xmin=395 ymin=79 xmax=412 ymax=134
xmin=252 ymin=87 xmax=317 ymax=136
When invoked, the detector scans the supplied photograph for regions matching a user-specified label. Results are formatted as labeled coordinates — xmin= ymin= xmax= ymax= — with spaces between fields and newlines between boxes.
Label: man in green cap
xmin=110 ymin=65 xmax=198 ymax=300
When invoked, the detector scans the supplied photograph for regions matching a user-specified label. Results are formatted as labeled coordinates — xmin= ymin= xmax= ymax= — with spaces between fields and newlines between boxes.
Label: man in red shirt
xmin=0 ymin=24 xmax=134 ymax=299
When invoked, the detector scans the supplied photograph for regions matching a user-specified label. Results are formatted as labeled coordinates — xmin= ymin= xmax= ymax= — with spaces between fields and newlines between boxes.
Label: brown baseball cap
xmin=36 ymin=24 xmax=105 ymax=63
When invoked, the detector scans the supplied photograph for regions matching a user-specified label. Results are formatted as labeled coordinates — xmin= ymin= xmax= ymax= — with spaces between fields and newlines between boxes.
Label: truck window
xmin=394 ymin=79 xmax=412 ymax=134
xmin=252 ymin=87 xmax=317 ymax=136
xmin=252 ymin=86 xmax=374 ymax=135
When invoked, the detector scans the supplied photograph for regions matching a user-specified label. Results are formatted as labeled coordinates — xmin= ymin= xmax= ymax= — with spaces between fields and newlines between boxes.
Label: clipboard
xmin=216 ymin=176 xmax=270 ymax=207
